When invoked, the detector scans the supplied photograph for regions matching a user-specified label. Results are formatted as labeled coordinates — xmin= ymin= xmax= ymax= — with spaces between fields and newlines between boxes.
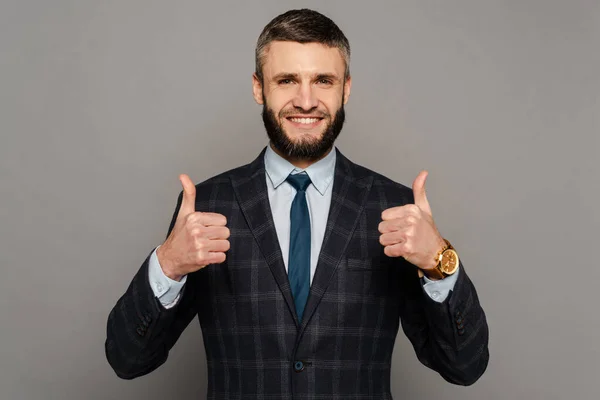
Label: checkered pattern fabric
xmin=106 ymin=148 xmax=489 ymax=399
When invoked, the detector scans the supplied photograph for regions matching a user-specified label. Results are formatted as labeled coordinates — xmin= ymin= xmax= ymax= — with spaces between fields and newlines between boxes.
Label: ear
xmin=343 ymin=75 xmax=352 ymax=105
xmin=252 ymin=73 xmax=264 ymax=105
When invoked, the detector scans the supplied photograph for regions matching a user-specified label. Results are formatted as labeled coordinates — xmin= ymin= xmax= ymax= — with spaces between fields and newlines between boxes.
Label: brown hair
xmin=255 ymin=9 xmax=351 ymax=83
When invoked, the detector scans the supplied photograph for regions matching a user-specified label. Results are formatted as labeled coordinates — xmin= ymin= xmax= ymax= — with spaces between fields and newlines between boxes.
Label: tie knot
xmin=286 ymin=173 xmax=312 ymax=192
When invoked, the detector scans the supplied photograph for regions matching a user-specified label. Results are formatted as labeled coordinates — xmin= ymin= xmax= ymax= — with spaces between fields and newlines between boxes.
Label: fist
xmin=378 ymin=171 xmax=445 ymax=271
xmin=157 ymin=174 xmax=230 ymax=281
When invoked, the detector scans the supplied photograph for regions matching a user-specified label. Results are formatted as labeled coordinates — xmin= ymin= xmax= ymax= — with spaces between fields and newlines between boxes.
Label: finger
xmin=379 ymin=231 xmax=404 ymax=247
xmin=202 ymin=226 xmax=230 ymax=240
xmin=205 ymin=239 xmax=231 ymax=253
xmin=381 ymin=204 xmax=419 ymax=221
xmin=412 ymin=170 xmax=432 ymax=215
xmin=384 ymin=242 xmax=406 ymax=258
xmin=379 ymin=220 xmax=400 ymax=234
xmin=378 ymin=214 xmax=418 ymax=233
xmin=198 ymin=212 xmax=228 ymax=227
xmin=178 ymin=174 xmax=196 ymax=219
xmin=206 ymin=252 xmax=227 ymax=264
xmin=381 ymin=206 xmax=402 ymax=221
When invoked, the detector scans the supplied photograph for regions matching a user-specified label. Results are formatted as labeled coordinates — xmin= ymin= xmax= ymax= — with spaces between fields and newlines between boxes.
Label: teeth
xmin=289 ymin=117 xmax=320 ymax=124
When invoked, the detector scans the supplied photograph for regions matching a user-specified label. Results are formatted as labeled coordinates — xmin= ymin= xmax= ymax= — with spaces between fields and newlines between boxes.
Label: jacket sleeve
xmin=105 ymin=191 xmax=198 ymax=379
xmin=398 ymin=261 xmax=490 ymax=385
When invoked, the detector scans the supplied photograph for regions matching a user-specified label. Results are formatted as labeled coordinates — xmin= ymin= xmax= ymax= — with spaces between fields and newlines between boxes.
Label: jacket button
xmin=136 ymin=327 xmax=145 ymax=337
xmin=294 ymin=361 xmax=305 ymax=372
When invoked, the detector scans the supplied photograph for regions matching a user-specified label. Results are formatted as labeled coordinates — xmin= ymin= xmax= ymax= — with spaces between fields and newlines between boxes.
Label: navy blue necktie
xmin=286 ymin=173 xmax=312 ymax=323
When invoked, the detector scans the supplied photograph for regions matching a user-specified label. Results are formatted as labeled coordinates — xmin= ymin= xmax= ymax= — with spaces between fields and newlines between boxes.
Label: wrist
xmin=418 ymin=267 xmax=444 ymax=281
xmin=156 ymin=245 xmax=184 ymax=282
xmin=418 ymin=237 xmax=452 ymax=280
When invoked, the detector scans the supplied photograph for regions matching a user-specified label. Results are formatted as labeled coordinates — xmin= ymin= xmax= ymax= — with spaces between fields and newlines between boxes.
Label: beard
xmin=261 ymin=99 xmax=346 ymax=162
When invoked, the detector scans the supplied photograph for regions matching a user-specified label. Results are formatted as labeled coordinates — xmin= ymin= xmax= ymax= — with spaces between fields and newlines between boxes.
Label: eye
xmin=317 ymin=78 xmax=333 ymax=85
xmin=278 ymin=79 xmax=293 ymax=85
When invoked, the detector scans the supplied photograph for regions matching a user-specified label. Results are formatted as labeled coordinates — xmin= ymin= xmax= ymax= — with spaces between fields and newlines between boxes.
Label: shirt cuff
xmin=148 ymin=245 xmax=187 ymax=308
xmin=421 ymin=266 xmax=460 ymax=303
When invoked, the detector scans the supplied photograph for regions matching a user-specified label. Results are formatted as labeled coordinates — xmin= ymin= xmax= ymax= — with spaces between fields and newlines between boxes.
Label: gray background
xmin=1 ymin=0 xmax=598 ymax=399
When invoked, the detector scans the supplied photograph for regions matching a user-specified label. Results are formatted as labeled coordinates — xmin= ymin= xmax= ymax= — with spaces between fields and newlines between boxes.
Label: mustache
xmin=279 ymin=108 xmax=329 ymax=119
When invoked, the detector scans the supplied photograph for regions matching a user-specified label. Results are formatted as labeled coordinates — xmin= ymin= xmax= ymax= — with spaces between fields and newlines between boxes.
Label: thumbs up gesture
xmin=378 ymin=171 xmax=446 ymax=274
xmin=156 ymin=174 xmax=230 ymax=281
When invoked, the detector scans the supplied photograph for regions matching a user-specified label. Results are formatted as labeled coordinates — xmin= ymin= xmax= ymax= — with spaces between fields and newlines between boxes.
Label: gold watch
xmin=420 ymin=239 xmax=460 ymax=280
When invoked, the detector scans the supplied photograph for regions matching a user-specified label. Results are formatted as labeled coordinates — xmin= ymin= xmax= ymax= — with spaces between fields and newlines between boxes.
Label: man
xmin=105 ymin=8 xmax=489 ymax=399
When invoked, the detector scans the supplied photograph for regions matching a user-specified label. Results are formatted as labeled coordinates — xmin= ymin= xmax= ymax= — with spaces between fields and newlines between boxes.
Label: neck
xmin=269 ymin=143 xmax=334 ymax=169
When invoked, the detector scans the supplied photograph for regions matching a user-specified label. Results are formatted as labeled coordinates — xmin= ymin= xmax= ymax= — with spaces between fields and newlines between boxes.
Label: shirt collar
xmin=264 ymin=143 xmax=336 ymax=196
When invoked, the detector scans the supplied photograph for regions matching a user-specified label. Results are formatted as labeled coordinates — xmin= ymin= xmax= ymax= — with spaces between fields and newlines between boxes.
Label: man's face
xmin=253 ymin=41 xmax=352 ymax=162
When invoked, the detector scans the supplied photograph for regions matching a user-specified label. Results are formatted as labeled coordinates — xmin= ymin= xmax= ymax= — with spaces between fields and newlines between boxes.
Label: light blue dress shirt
xmin=148 ymin=145 xmax=458 ymax=308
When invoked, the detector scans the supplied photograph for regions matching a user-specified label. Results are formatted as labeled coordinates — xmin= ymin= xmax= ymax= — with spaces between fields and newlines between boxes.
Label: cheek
xmin=317 ymin=90 xmax=344 ymax=114
xmin=266 ymin=97 xmax=291 ymax=118
xmin=265 ymin=85 xmax=294 ymax=106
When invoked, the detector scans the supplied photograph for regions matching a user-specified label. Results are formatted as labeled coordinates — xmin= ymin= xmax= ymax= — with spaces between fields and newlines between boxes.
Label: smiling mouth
xmin=286 ymin=116 xmax=324 ymax=125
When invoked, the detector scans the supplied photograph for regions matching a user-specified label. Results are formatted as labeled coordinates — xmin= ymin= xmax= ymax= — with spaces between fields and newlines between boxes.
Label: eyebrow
xmin=271 ymin=72 xmax=341 ymax=83
xmin=315 ymin=73 xmax=339 ymax=82
xmin=271 ymin=73 xmax=298 ymax=82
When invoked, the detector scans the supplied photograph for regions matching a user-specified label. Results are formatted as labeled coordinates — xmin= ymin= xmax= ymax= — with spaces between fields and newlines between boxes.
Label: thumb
xmin=412 ymin=170 xmax=432 ymax=215
xmin=177 ymin=174 xmax=196 ymax=219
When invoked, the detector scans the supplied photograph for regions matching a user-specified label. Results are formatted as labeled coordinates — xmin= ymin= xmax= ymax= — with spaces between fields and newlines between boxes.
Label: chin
xmin=281 ymin=124 xmax=326 ymax=141
xmin=287 ymin=134 xmax=325 ymax=149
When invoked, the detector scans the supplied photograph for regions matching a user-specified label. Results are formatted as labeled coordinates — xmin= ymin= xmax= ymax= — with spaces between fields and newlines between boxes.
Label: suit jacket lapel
xmin=299 ymin=149 xmax=374 ymax=332
xmin=230 ymin=148 xmax=300 ymax=327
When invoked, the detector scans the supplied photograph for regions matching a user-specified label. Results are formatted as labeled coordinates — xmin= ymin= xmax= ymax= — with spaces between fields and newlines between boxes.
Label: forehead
xmin=261 ymin=41 xmax=345 ymax=77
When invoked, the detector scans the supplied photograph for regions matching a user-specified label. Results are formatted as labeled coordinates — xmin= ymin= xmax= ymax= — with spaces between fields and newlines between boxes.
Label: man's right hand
xmin=156 ymin=174 xmax=230 ymax=281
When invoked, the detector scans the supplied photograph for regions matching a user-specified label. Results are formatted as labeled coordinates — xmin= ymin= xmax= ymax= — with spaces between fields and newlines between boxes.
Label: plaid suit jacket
xmin=106 ymin=148 xmax=489 ymax=399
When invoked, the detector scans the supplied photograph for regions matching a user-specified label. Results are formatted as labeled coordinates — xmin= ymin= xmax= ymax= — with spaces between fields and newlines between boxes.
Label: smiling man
xmin=106 ymin=9 xmax=489 ymax=399
xmin=257 ymin=39 xmax=349 ymax=168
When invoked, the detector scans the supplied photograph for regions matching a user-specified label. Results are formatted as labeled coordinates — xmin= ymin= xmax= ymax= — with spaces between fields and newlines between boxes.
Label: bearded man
xmin=106 ymin=8 xmax=489 ymax=399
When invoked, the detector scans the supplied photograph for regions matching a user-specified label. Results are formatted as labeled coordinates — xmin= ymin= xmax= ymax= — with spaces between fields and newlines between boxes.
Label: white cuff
xmin=148 ymin=246 xmax=187 ymax=308
xmin=422 ymin=267 xmax=459 ymax=303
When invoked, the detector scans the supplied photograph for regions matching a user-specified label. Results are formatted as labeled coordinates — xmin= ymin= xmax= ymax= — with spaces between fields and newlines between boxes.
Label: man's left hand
xmin=378 ymin=171 xmax=446 ymax=273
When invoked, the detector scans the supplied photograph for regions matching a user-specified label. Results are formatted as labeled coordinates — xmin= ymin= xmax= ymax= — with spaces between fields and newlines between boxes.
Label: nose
xmin=292 ymin=82 xmax=319 ymax=111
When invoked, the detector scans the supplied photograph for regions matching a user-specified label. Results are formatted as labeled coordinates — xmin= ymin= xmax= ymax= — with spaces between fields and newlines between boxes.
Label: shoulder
xmin=191 ymin=150 xmax=264 ymax=199
xmin=339 ymin=150 xmax=414 ymax=203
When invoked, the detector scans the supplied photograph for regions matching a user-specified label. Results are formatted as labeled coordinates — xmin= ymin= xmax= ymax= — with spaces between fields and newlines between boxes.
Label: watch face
xmin=441 ymin=249 xmax=459 ymax=274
